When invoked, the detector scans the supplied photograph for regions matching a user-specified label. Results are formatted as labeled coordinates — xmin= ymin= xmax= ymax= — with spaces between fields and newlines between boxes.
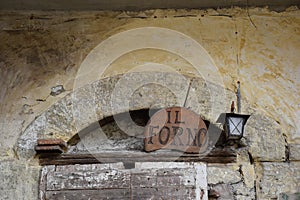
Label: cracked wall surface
xmin=0 ymin=6 xmax=299 ymax=200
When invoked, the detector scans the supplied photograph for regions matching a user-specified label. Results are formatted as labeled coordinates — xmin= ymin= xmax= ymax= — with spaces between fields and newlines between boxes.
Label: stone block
xmin=105 ymin=72 xmax=190 ymax=114
xmin=44 ymin=96 xmax=77 ymax=138
xmin=71 ymin=83 xmax=99 ymax=131
xmin=255 ymin=162 xmax=300 ymax=199
xmin=92 ymin=75 xmax=121 ymax=118
xmin=0 ymin=160 xmax=40 ymax=200
xmin=185 ymin=78 xmax=236 ymax=123
xmin=207 ymin=163 xmax=255 ymax=199
xmin=246 ymin=113 xmax=286 ymax=162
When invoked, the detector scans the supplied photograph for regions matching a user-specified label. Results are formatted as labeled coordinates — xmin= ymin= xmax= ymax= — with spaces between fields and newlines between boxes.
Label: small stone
xmin=289 ymin=144 xmax=300 ymax=161
xmin=21 ymin=104 xmax=34 ymax=115
xmin=50 ymin=85 xmax=65 ymax=96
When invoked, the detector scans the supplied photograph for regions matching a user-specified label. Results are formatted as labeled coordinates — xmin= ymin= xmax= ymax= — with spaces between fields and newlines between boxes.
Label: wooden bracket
xmin=35 ymin=139 xmax=67 ymax=155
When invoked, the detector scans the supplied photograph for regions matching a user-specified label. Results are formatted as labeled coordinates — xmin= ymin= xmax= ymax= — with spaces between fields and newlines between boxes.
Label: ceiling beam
xmin=0 ymin=0 xmax=299 ymax=11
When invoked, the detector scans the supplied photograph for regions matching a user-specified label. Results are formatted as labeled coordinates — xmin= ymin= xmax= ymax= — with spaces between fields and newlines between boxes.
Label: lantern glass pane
xmin=228 ymin=117 xmax=244 ymax=136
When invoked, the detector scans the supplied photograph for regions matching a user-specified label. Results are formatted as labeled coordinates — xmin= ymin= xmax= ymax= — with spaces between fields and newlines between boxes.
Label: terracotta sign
xmin=144 ymin=107 xmax=208 ymax=153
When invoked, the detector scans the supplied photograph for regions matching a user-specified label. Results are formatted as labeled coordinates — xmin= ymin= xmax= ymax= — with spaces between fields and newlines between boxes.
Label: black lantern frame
xmin=223 ymin=113 xmax=250 ymax=140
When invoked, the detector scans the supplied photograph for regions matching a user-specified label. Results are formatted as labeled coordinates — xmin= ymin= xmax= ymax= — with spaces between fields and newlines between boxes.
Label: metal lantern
xmin=224 ymin=113 xmax=250 ymax=140
xmin=217 ymin=81 xmax=251 ymax=141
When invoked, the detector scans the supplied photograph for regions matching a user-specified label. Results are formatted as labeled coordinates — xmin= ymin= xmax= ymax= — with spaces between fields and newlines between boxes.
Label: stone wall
xmin=0 ymin=7 xmax=299 ymax=200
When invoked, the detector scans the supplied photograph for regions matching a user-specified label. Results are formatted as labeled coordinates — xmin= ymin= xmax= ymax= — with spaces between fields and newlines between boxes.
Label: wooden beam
xmin=39 ymin=148 xmax=236 ymax=165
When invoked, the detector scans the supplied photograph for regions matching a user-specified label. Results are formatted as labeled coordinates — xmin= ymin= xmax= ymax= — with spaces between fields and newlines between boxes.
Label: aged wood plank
xmin=47 ymin=169 xmax=130 ymax=190
xmin=46 ymin=148 xmax=236 ymax=158
xmin=46 ymin=188 xmax=195 ymax=200
xmin=40 ymin=155 xmax=236 ymax=165
xmin=132 ymin=187 xmax=196 ymax=200
xmin=37 ymin=139 xmax=67 ymax=148
xmin=131 ymin=168 xmax=196 ymax=188
xmin=131 ymin=169 xmax=157 ymax=188
xmin=40 ymin=156 xmax=236 ymax=165
xmin=54 ymin=162 xmax=124 ymax=172
xmin=39 ymin=148 xmax=236 ymax=165
xmin=46 ymin=189 xmax=130 ymax=200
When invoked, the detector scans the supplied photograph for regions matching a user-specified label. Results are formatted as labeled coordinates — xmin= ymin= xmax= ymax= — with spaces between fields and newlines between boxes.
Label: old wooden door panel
xmin=40 ymin=162 xmax=208 ymax=200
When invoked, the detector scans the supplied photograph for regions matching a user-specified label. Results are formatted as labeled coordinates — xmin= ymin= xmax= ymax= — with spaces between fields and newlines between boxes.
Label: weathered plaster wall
xmin=0 ymin=7 xmax=299 ymax=199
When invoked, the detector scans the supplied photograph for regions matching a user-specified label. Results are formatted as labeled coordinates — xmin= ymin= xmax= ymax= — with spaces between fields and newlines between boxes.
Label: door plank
xmin=47 ymin=170 xmax=130 ymax=190
xmin=46 ymin=189 xmax=130 ymax=200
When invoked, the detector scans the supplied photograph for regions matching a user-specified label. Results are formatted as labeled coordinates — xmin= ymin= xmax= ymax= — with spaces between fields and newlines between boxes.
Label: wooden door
xmin=40 ymin=162 xmax=207 ymax=200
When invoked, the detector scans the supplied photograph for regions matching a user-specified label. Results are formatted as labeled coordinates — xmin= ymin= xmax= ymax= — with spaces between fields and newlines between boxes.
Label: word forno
xmin=144 ymin=108 xmax=208 ymax=153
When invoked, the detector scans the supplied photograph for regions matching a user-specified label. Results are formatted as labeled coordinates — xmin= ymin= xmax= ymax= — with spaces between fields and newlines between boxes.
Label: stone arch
xmin=16 ymin=72 xmax=236 ymax=160
xmin=16 ymin=72 xmax=286 ymax=163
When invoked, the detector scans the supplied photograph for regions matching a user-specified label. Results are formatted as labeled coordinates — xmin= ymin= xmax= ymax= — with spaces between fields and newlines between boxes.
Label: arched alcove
xmin=37 ymin=108 xmax=230 ymax=166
